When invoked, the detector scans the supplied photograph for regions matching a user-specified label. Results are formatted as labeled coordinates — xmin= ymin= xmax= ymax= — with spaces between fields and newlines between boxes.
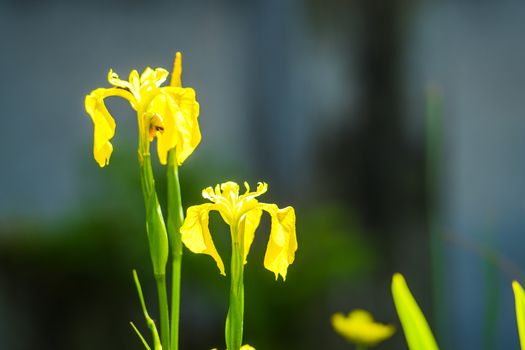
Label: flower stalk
xmin=139 ymin=152 xmax=170 ymax=350
xmin=180 ymin=181 xmax=297 ymax=350
xmin=226 ymin=224 xmax=245 ymax=350
xmin=167 ymin=149 xmax=184 ymax=350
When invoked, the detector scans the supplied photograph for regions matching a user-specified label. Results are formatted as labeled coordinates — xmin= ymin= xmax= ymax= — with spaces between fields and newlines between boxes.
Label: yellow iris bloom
xmin=180 ymin=181 xmax=297 ymax=280
xmin=85 ymin=52 xmax=200 ymax=167
xmin=332 ymin=309 xmax=395 ymax=347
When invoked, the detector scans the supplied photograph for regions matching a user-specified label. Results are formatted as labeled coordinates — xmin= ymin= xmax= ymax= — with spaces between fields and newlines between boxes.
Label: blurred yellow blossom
xmin=85 ymin=52 xmax=200 ymax=167
xmin=180 ymin=181 xmax=297 ymax=280
xmin=211 ymin=345 xmax=255 ymax=350
xmin=332 ymin=309 xmax=395 ymax=347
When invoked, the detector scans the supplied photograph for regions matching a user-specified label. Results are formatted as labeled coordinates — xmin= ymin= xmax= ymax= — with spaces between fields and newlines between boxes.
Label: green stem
xmin=167 ymin=150 xmax=184 ymax=350
xmin=225 ymin=225 xmax=244 ymax=350
xmin=138 ymin=151 xmax=170 ymax=350
xmin=356 ymin=344 xmax=367 ymax=350
xmin=155 ymin=274 xmax=170 ymax=350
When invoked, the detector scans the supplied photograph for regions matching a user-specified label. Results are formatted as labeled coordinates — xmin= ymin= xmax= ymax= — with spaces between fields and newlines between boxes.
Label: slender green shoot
xmin=133 ymin=270 xmax=163 ymax=350
xmin=391 ymin=273 xmax=439 ymax=350
xmin=131 ymin=322 xmax=152 ymax=350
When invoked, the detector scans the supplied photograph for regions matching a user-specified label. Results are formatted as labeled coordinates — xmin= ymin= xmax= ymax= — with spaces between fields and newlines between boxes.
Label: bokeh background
xmin=1 ymin=0 xmax=525 ymax=349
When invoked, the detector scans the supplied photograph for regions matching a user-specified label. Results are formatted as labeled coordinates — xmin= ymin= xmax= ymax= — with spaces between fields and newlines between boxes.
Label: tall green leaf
xmin=391 ymin=273 xmax=439 ymax=350
xmin=512 ymin=281 xmax=525 ymax=349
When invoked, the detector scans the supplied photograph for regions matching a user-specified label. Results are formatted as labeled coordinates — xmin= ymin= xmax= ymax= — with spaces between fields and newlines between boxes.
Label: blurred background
xmin=1 ymin=0 xmax=525 ymax=349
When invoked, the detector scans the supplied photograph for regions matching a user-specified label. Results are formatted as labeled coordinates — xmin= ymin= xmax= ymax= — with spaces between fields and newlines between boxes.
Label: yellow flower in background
xmin=180 ymin=181 xmax=297 ymax=280
xmin=332 ymin=309 xmax=395 ymax=347
xmin=85 ymin=52 xmax=200 ymax=167
xmin=211 ymin=345 xmax=255 ymax=350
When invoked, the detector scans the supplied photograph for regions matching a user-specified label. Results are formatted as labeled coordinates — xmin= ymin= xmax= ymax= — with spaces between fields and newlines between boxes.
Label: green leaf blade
xmin=391 ymin=273 xmax=439 ymax=350
xmin=512 ymin=280 xmax=525 ymax=349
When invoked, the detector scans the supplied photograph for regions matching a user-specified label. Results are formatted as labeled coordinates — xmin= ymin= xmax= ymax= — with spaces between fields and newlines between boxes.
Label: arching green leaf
xmin=391 ymin=273 xmax=439 ymax=350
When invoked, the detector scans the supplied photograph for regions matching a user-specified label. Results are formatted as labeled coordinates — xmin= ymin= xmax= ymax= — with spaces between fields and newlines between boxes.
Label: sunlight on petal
xmin=180 ymin=203 xmax=225 ymax=275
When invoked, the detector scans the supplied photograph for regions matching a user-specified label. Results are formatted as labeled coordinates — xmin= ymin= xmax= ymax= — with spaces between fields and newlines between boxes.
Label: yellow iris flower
xmin=180 ymin=181 xmax=297 ymax=280
xmin=211 ymin=345 xmax=255 ymax=350
xmin=85 ymin=52 xmax=200 ymax=167
xmin=332 ymin=309 xmax=395 ymax=347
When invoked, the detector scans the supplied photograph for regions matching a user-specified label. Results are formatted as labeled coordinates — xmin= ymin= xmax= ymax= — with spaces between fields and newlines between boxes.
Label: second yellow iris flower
xmin=180 ymin=181 xmax=297 ymax=280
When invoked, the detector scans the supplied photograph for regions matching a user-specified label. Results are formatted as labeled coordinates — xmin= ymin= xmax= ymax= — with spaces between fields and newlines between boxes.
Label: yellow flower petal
xmin=332 ymin=309 xmax=395 ymax=347
xmin=239 ymin=208 xmax=263 ymax=264
xmin=161 ymin=87 xmax=200 ymax=165
xmin=149 ymin=87 xmax=200 ymax=165
xmin=180 ymin=203 xmax=225 ymax=275
xmin=239 ymin=182 xmax=268 ymax=203
xmin=84 ymin=87 xmax=136 ymax=167
xmin=173 ymin=88 xmax=200 ymax=164
xmin=147 ymin=92 xmax=178 ymax=163
xmin=261 ymin=204 xmax=297 ymax=281
xmin=140 ymin=67 xmax=169 ymax=88
xmin=107 ymin=69 xmax=133 ymax=91
xmin=128 ymin=70 xmax=141 ymax=95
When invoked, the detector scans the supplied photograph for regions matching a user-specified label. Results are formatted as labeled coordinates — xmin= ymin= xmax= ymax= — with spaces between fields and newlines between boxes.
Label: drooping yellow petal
xmin=513 ymin=280 xmax=525 ymax=349
xmin=86 ymin=93 xmax=114 ymax=167
xmin=391 ymin=273 xmax=439 ymax=350
xmin=173 ymin=88 xmax=200 ymax=164
xmin=84 ymin=87 xmax=137 ymax=167
xmin=180 ymin=203 xmax=225 ymax=275
xmin=167 ymin=87 xmax=200 ymax=164
xmin=239 ymin=208 xmax=263 ymax=264
xmin=151 ymin=87 xmax=200 ymax=165
xmin=261 ymin=204 xmax=297 ymax=281
xmin=332 ymin=309 xmax=395 ymax=347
